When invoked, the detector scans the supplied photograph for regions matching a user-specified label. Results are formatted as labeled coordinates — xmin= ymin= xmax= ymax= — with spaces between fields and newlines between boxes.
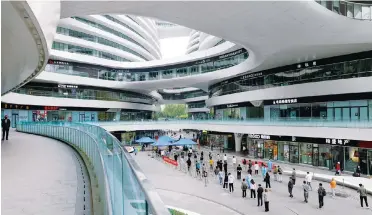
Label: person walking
xmin=305 ymin=172 xmax=313 ymax=191
xmin=317 ymin=183 xmax=326 ymax=209
xmin=223 ymin=154 xmax=227 ymax=162
xmin=264 ymin=172 xmax=271 ymax=188
xmin=291 ymin=168 xmax=297 ymax=186
xmin=187 ymin=158 xmax=192 ymax=175
xmin=335 ymin=161 xmax=341 ymax=175
xmin=268 ymin=160 xmax=273 ymax=172
xmin=218 ymin=169 xmax=224 ymax=185
xmin=254 ymin=161 xmax=259 ymax=175
xmin=288 ymin=177 xmax=294 ymax=198
xmin=241 ymin=178 xmax=248 ymax=198
xmin=330 ymin=178 xmax=336 ymax=197
xmin=250 ymin=180 xmax=257 ymax=199
xmin=248 ymin=160 xmax=253 ymax=170
xmin=196 ymin=161 xmax=201 ymax=179
xmin=303 ymin=181 xmax=310 ymax=203
xmin=264 ymin=189 xmax=270 ymax=212
xmin=228 ymin=173 xmax=235 ymax=193
xmin=278 ymin=166 xmax=283 ymax=182
xmin=248 ymin=167 xmax=253 ymax=175
xmin=357 ymin=183 xmax=369 ymax=208
xmin=223 ymin=173 xmax=229 ymax=190
xmin=237 ymin=164 xmax=242 ymax=180
xmin=273 ymin=166 xmax=278 ymax=181
xmin=257 ymin=184 xmax=264 ymax=206
xmin=1 ymin=115 xmax=11 ymax=141
xmin=246 ymin=173 xmax=252 ymax=189
xmin=209 ymin=158 xmax=214 ymax=172
xmin=232 ymin=156 xmax=237 ymax=170
xmin=202 ymin=163 xmax=208 ymax=186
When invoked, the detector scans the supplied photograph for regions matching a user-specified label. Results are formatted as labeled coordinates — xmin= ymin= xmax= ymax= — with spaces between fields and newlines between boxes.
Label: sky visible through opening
xmin=159 ymin=36 xmax=189 ymax=59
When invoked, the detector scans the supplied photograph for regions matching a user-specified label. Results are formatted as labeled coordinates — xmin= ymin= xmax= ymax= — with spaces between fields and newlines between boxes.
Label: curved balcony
xmin=44 ymin=48 xmax=248 ymax=82
xmin=316 ymin=0 xmax=372 ymax=20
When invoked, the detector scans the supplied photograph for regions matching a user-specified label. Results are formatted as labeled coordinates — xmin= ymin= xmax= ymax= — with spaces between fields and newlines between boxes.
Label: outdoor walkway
xmin=134 ymin=151 xmax=372 ymax=215
xmin=200 ymin=147 xmax=372 ymax=194
xmin=1 ymin=129 xmax=90 ymax=215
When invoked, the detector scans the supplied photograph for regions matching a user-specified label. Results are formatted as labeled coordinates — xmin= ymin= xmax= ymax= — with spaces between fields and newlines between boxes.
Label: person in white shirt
xmin=232 ymin=156 xmax=237 ymax=170
xmin=305 ymin=172 xmax=313 ymax=191
xmin=228 ymin=173 xmax=235 ymax=193
xmin=264 ymin=189 xmax=270 ymax=212
xmin=254 ymin=161 xmax=259 ymax=175
xmin=223 ymin=154 xmax=227 ymax=162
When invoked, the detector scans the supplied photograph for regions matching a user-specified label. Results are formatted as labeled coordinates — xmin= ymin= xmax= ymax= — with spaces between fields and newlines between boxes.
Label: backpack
xmin=318 ymin=187 xmax=326 ymax=196
xmin=242 ymin=183 xmax=248 ymax=190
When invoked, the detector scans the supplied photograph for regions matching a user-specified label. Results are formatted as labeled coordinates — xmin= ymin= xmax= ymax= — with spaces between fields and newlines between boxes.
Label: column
xmin=224 ymin=135 xmax=228 ymax=149
xmin=234 ymin=133 xmax=243 ymax=152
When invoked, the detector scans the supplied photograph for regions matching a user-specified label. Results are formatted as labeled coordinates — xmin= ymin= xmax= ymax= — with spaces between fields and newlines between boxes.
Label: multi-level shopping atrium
xmin=2 ymin=1 xmax=372 ymax=215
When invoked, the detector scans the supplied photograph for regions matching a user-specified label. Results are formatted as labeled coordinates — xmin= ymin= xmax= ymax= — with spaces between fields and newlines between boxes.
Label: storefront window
xmin=278 ymin=141 xmax=290 ymax=162
xmin=344 ymin=147 xmax=360 ymax=172
xmin=264 ymin=140 xmax=278 ymax=160
xmin=318 ymin=145 xmax=331 ymax=168
xmin=331 ymin=146 xmax=344 ymax=170
xmin=299 ymin=143 xmax=313 ymax=165
xmin=289 ymin=142 xmax=299 ymax=163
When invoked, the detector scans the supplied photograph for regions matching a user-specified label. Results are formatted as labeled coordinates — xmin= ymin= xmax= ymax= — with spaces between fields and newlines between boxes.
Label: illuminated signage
xmin=240 ymin=72 xmax=263 ymax=80
xmin=326 ymin=138 xmax=350 ymax=145
xmin=273 ymin=98 xmax=297 ymax=105
xmin=44 ymin=106 xmax=59 ymax=111
xmin=248 ymin=134 xmax=271 ymax=140
xmin=58 ymin=84 xmax=78 ymax=89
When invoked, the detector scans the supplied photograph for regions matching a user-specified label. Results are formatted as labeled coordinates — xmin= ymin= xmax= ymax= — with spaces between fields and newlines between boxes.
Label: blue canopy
xmin=135 ymin=137 xmax=155 ymax=143
xmin=173 ymin=138 xmax=197 ymax=146
xmin=152 ymin=136 xmax=175 ymax=146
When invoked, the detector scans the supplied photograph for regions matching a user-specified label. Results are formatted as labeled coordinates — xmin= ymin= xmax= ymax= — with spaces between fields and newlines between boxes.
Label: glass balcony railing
xmin=93 ymin=118 xmax=372 ymax=128
xmin=316 ymin=0 xmax=372 ymax=20
xmin=16 ymin=121 xmax=171 ymax=215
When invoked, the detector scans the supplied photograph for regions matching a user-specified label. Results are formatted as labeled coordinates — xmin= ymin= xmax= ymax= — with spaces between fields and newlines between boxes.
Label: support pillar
xmin=234 ymin=133 xmax=243 ymax=152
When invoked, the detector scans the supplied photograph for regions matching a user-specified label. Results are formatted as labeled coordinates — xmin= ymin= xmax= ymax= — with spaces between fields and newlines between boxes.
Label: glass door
xmin=79 ymin=113 xmax=85 ymax=122
xmin=350 ymin=107 xmax=359 ymax=121
xmin=289 ymin=143 xmax=299 ymax=163
xmin=335 ymin=108 xmax=342 ymax=121
xmin=342 ymin=107 xmax=350 ymax=121
xmin=312 ymin=145 xmax=319 ymax=166
xmin=11 ymin=114 xmax=19 ymax=128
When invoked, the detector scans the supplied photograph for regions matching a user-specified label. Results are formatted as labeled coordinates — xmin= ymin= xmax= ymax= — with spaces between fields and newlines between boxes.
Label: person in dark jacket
xmin=357 ymin=183 xmax=369 ymax=208
xmin=317 ymin=183 xmax=326 ymax=209
xmin=1 ymin=115 xmax=11 ymax=141
xmin=288 ymin=177 xmax=294 ymax=198
xmin=237 ymin=164 xmax=242 ymax=180
xmin=248 ymin=167 xmax=253 ymax=175
xmin=223 ymin=161 xmax=228 ymax=174
xmin=264 ymin=172 xmax=271 ymax=188
xmin=257 ymin=184 xmax=264 ymax=206
xmin=223 ymin=173 xmax=229 ymax=190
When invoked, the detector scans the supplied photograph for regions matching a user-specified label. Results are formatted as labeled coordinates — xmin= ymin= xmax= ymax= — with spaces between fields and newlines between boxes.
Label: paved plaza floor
xmin=134 ymin=151 xmax=372 ymax=215
xmin=1 ymin=130 xmax=88 ymax=215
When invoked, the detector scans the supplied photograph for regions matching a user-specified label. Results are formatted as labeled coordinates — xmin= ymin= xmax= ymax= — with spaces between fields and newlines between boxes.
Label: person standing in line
xmin=223 ymin=173 xmax=229 ymax=190
xmin=209 ymin=152 xmax=212 ymax=160
xmin=257 ymin=184 xmax=264 ymax=206
xmin=241 ymin=178 xmax=248 ymax=198
xmin=273 ymin=166 xmax=278 ymax=181
xmin=217 ymin=154 xmax=220 ymax=160
xmin=1 ymin=115 xmax=11 ymax=141
xmin=202 ymin=163 xmax=208 ymax=186
xmin=254 ymin=161 xmax=259 ymax=175
xmin=305 ymin=172 xmax=313 ymax=191
xmin=248 ymin=167 xmax=253 ymax=175
xmin=237 ymin=164 xmax=242 ymax=180
xmin=228 ymin=173 xmax=235 ymax=193
xmin=242 ymin=158 xmax=247 ymax=171
xmin=223 ymin=154 xmax=227 ymax=162
xmin=288 ymin=177 xmax=294 ymax=198
xmin=357 ymin=183 xmax=369 ymax=208
xmin=209 ymin=158 xmax=214 ymax=172
xmin=317 ymin=183 xmax=326 ymax=209
xmin=278 ymin=166 xmax=283 ymax=182
xmin=262 ymin=165 xmax=267 ymax=179
xmin=223 ymin=160 xmax=228 ymax=174
xmin=291 ymin=168 xmax=297 ymax=186
xmin=303 ymin=181 xmax=310 ymax=203
xmin=248 ymin=160 xmax=253 ymax=170
xmin=196 ymin=160 xmax=201 ymax=179
xmin=330 ymin=178 xmax=336 ymax=197
xmin=335 ymin=161 xmax=341 ymax=175
xmin=246 ymin=173 xmax=252 ymax=189
xmin=264 ymin=172 xmax=271 ymax=188
xmin=232 ymin=156 xmax=237 ymax=170
xmin=268 ymin=160 xmax=273 ymax=172
xmin=187 ymin=158 xmax=192 ymax=175
xmin=218 ymin=168 xmax=224 ymax=185
xmin=250 ymin=180 xmax=257 ymax=199
xmin=263 ymin=189 xmax=270 ymax=212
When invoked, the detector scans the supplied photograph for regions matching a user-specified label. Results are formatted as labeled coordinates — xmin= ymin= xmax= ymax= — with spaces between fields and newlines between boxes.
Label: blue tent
xmin=135 ymin=137 xmax=155 ymax=143
xmin=152 ymin=136 xmax=175 ymax=146
xmin=173 ymin=138 xmax=197 ymax=146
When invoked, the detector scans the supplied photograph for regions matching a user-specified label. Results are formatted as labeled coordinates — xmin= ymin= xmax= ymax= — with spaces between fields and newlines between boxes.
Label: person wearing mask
xmin=237 ymin=164 xmax=242 ymax=180
xmin=187 ymin=158 xmax=192 ymax=174
xmin=209 ymin=152 xmax=212 ymax=160
xmin=242 ymin=158 xmax=247 ymax=171
xmin=218 ymin=169 xmax=224 ymax=185
xmin=357 ymin=183 xmax=369 ymax=208
xmin=273 ymin=166 xmax=278 ymax=181
xmin=278 ymin=166 xmax=283 ymax=182
xmin=291 ymin=168 xmax=297 ymax=186
xmin=330 ymin=178 xmax=336 ymax=197
xmin=317 ymin=183 xmax=326 ymax=209
xmin=217 ymin=154 xmax=220 ymax=160
xmin=305 ymin=172 xmax=313 ymax=191
xmin=223 ymin=161 xmax=228 ymax=174
xmin=248 ymin=167 xmax=253 ymax=175
xmin=246 ymin=173 xmax=252 ymax=189
xmin=200 ymin=153 xmax=204 ymax=164
xmin=209 ymin=158 xmax=214 ymax=171
xmin=264 ymin=172 xmax=271 ymax=188
xmin=196 ymin=161 xmax=201 ymax=178
xmin=257 ymin=184 xmax=264 ymax=206
xmin=254 ymin=161 xmax=259 ymax=175
xmin=268 ymin=160 xmax=273 ymax=172
xmin=303 ymin=181 xmax=310 ymax=203
xmin=248 ymin=160 xmax=253 ymax=169
xmin=261 ymin=165 xmax=267 ymax=179
xmin=288 ymin=177 xmax=294 ymax=198
xmin=1 ymin=115 xmax=11 ymax=141
xmin=232 ymin=156 xmax=237 ymax=170
xmin=223 ymin=173 xmax=229 ymax=190
xmin=241 ymin=178 xmax=248 ymax=198
xmin=250 ymin=180 xmax=257 ymax=199
xmin=263 ymin=189 xmax=270 ymax=212
xmin=228 ymin=173 xmax=235 ymax=193
xmin=218 ymin=160 xmax=223 ymax=172
xmin=223 ymin=154 xmax=227 ymax=162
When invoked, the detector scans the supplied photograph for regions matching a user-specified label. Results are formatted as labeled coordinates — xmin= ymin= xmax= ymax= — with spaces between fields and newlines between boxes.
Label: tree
xmin=160 ymin=104 xmax=187 ymax=118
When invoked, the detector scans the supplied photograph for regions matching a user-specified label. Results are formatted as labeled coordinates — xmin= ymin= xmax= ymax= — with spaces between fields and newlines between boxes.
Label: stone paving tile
xmin=1 ymin=131 xmax=78 ymax=215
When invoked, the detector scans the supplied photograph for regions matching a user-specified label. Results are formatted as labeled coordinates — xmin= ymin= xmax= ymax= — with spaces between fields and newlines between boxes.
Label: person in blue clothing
xmin=246 ymin=173 xmax=252 ymax=188
xmin=268 ymin=160 xmax=273 ymax=172
xmin=261 ymin=165 xmax=267 ymax=178
xmin=196 ymin=161 xmax=201 ymax=178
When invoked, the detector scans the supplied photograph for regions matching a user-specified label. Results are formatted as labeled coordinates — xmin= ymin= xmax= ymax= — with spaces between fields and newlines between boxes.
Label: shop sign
xmin=219 ymin=49 xmax=243 ymax=59
xmin=248 ymin=134 xmax=270 ymax=140
xmin=240 ymin=72 xmax=263 ymax=80
xmin=44 ymin=106 xmax=59 ymax=111
xmin=2 ymin=103 xmax=30 ymax=110
xmin=58 ymin=84 xmax=78 ymax=89
xmin=226 ymin=104 xmax=238 ymax=108
xmin=326 ymin=138 xmax=350 ymax=145
xmin=273 ymin=98 xmax=297 ymax=105
xmin=297 ymin=61 xmax=316 ymax=69
xmin=48 ymin=60 xmax=69 ymax=65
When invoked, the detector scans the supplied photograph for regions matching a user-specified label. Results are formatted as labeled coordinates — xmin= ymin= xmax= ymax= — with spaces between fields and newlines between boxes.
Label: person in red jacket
xmin=335 ymin=162 xmax=341 ymax=175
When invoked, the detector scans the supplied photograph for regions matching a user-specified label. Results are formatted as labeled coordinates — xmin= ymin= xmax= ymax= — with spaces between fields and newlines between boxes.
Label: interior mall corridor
xmin=1 ymin=129 xmax=91 ymax=215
